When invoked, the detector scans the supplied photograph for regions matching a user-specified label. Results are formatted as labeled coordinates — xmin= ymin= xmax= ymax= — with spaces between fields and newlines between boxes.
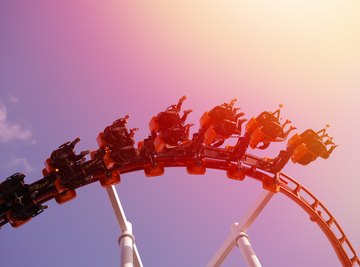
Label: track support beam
xmin=235 ymin=232 xmax=262 ymax=267
xmin=207 ymin=190 xmax=274 ymax=267
xmin=106 ymin=185 xmax=143 ymax=267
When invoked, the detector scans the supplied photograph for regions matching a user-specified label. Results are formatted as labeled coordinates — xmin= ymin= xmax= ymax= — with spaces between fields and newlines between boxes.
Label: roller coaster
xmin=0 ymin=96 xmax=358 ymax=266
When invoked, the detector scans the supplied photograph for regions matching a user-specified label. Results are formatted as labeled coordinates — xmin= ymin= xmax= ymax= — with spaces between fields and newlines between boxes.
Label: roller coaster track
xmin=3 ymin=148 xmax=357 ymax=266
xmin=1 ymin=100 xmax=358 ymax=266
xmin=130 ymin=150 xmax=359 ymax=266
xmin=277 ymin=172 xmax=359 ymax=266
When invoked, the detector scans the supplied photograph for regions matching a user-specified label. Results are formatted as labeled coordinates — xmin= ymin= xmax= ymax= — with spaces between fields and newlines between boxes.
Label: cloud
xmin=9 ymin=95 xmax=20 ymax=104
xmin=7 ymin=157 xmax=35 ymax=173
xmin=0 ymin=103 xmax=33 ymax=143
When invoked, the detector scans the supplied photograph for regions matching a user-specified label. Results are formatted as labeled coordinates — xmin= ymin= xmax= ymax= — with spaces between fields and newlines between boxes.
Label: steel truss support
xmin=106 ymin=185 xmax=143 ymax=267
xmin=207 ymin=190 xmax=274 ymax=267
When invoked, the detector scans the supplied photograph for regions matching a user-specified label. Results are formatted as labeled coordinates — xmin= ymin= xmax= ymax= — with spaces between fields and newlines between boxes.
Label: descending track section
xmin=277 ymin=173 xmax=359 ymax=266
xmin=0 ymin=97 xmax=358 ymax=266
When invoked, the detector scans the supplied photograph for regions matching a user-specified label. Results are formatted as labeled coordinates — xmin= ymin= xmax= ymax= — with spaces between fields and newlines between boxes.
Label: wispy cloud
xmin=0 ymin=103 xmax=33 ymax=143
xmin=9 ymin=95 xmax=20 ymax=104
xmin=7 ymin=157 xmax=35 ymax=173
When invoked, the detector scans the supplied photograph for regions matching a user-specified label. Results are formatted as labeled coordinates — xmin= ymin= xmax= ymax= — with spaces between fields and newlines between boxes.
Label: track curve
xmin=277 ymin=172 xmax=359 ymax=266
xmin=115 ymin=153 xmax=359 ymax=267
xmin=1 ymin=147 xmax=358 ymax=266
xmin=1 ymin=100 xmax=356 ymax=266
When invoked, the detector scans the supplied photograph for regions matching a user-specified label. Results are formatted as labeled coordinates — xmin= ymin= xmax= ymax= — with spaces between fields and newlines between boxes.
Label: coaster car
xmin=97 ymin=115 xmax=138 ymax=169
xmin=148 ymin=96 xmax=193 ymax=153
xmin=291 ymin=126 xmax=337 ymax=165
xmin=45 ymin=138 xmax=90 ymax=204
xmin=200 ymin=99 xmax=246 ymax=146
xmin=48 ymin=138 xmax=89 ymax=173
xmin=246 ymin=105 xmax=296 ymax=150
xmin=0 ymin=173 xmax=46 ymax=227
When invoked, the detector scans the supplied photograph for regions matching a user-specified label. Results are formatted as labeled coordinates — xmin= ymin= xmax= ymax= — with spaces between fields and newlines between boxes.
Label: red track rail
xmin=2 ymin=151 xmax=358 ymax=266
xmin=2 ymin=100 xmax=355 ymax=265
xmin=115 ymin=156 xmax=359 ymax=266
xmin=277 ymin=173 xmax=359 ymax=266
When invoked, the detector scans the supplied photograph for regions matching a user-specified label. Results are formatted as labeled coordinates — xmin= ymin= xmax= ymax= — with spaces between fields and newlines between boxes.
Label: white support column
xmin=119 ymin=222 xmax=135 ymax=267
xmin=207 ymin=190 xmax=274 ymax=267
xmin=236 ymin=190 xmax=274 ymax=233
xmin=234 ymin=232 xmax=261 ymax=267
xmin=106 ymin=185 xmax=143 ymax=267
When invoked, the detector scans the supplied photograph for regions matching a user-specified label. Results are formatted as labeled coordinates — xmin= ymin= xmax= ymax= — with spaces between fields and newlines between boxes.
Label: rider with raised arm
xmin=248 ymin=105 xmax=296 ymax=150
xmin=101 ymin=115 xmax=138 ymax=165
xmin=149 ymin=96 xmax=193 ymax=152
xmin=199 ymin=99 xmax=246 ymax=146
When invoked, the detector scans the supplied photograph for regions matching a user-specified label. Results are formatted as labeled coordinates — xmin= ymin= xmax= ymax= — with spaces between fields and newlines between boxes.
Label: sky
xmin=0 ymin=1 xmax=359 ymax=266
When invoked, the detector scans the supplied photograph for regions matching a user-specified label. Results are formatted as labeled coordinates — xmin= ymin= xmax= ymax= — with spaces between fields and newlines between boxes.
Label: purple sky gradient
xmin=0 ymin=1 xmax=359 ymax=266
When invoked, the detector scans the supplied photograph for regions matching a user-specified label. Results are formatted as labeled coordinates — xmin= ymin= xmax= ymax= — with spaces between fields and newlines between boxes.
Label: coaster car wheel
xmin=54 ymin=189 xmax=77 ymax=204
xmin=262 ymin=174 xmax=280 ymax=193
xmin=186 ymin=159 xmax=206 ymax=175
xmin=99 ymin=171 xmax=121 ymax=187
xmin=6 ymin=211 xmax=30 ymax=228
xmin=226 ymin=164 xmax=245 ymax=181
xmin=144 ymin=162 xmax=165 ymax=177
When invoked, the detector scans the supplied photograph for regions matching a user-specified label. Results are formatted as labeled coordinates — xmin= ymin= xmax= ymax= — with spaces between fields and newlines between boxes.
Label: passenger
xmin=152 ymin=96 xmax=193 ymax=149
